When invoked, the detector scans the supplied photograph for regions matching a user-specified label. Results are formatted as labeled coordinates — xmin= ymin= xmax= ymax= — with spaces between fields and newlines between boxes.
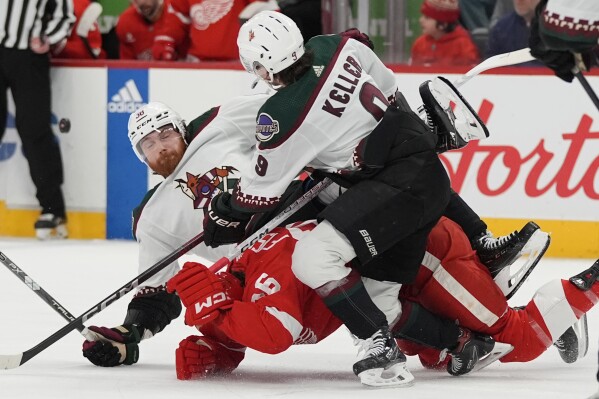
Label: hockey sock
xmin=316 ymin=269 xmax=388 ymax=339
xmin=392 ymin=301 xmax=461 ymax=350
xmin=444 ymin=189 xmax=487 ymax=240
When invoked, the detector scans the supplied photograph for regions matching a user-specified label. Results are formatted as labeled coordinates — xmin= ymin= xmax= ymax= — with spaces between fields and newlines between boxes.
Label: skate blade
xmin=501 ymin=230 xmax=550 ymax=299
xmin=470 ymin=342 xmax=514 ymax=373
xmin=358 ymin=362 xmax=415 ymax=388
xmin=574 ymin=313 xmax=589 ymax=360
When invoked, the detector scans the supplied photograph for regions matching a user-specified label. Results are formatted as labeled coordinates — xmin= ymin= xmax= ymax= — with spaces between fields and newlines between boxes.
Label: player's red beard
xmin=151 ymin=149 xmax=183 ymax=178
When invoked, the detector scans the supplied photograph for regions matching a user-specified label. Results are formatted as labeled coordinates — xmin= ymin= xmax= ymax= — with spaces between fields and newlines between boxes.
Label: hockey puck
xmin=58 ymin=118 xmax=71 ymax=133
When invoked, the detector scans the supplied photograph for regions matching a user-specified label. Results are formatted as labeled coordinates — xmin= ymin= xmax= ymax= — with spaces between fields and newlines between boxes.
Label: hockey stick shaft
xmin=453 ymin=48 xmax=536 ymax=88
xmin=0 ymin=177 xmax=331 ymax=369
xmin=0 ymin=232 xmax=205 ymax=369
xmin=209 ymin=178 xmax=333 ymax=272
xmin=0 ymin=252 xmax=86 ymax=333
xmin=574 ymin=71 xmax=599 ymax=112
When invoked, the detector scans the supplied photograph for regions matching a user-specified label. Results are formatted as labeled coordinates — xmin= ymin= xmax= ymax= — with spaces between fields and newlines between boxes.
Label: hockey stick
xmin=208 ymin=177 xmax=333 ymax=273
xmin=0 ymin=252 xmax=90 ymax=337
xmin=0 ymin=177 xmax=331 ymax=369
xmin=453 ymin=48 xmax=536 ymax=88
xmin=76 ymin=2 xmax=102 ymax=59
xmin=574 ymin=70 xmax=599 ymax=112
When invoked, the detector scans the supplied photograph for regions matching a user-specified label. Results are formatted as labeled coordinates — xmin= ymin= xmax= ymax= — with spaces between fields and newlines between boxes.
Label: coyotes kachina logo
xmin=175 ymin=166 xmax=238 ymax=211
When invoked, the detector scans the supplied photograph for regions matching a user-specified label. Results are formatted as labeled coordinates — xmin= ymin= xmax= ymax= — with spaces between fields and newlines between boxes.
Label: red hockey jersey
xmin=203 ymin=221 xmax=343 ymax=354
xmin=157 ymin=0 xmax=261 ymax=61
xmin=116 ymin=1 xmax=180 ymax=60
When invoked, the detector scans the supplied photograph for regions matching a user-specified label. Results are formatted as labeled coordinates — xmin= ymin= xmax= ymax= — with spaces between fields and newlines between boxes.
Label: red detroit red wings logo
xmin=175 ymin=166 xmax=239 ymax=211
xmin=190 ymin=0 xmax=234 ymax=31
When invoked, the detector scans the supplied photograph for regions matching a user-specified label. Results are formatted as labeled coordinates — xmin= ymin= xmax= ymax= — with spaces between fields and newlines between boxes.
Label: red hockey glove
xmin=203 ymin=192 xmax=251 ymax=248
xmin=167 ymin=262 xmax=237 ymax=325
xmin=82 ymin=324 xmax=142 ymax=367
xmin=175 ymin=335 xmax=245 ymax=380
xmin=340 ymin=28 xmax=374 ymax=50
xmin=152 ymin=37 xmax=177 ymax=61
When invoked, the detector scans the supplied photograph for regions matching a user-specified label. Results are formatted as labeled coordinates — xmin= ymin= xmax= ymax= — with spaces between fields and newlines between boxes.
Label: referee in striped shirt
xmin=0 ymin=0 xmax=75 ymax=239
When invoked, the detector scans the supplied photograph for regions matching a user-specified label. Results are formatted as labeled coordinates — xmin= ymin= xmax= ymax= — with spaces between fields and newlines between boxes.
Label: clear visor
xmin=135 ymin=124 xmax=180 ymax=161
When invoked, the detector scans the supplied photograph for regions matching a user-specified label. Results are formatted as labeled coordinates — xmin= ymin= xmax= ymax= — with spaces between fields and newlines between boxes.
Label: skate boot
xmin=447 ymin=328 xmax=496 ymax=376
xmin=570 ymin=259 xmax=599 ymax=291
xmin=553 ymin=314 xmax=589 ymax=363
xmin=419 ymin=76 xmax=489 ymax=153
xmin=34 ymin=214 xmax=68 ymax=240
xmin=353 ymin=327 xmax=414 ymax=388
xmin=473 ymin=221 xmax=550 ymax=299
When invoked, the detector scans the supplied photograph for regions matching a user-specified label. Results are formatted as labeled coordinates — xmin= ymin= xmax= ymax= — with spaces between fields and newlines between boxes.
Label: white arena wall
xmin=0 ymin=60 xmax=596 ymax=258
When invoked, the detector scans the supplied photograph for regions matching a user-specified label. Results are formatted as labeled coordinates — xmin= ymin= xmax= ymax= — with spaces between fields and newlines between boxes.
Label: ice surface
xmin=0 ymin=237 xmax=597 ymax=399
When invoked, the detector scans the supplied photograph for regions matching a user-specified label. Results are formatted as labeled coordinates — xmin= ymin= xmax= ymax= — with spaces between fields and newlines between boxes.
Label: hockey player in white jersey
xmin=80 ymin=95 xmax=270 ymax=366
xmin=201 ymin=11 xmax=546 ymax=387
xmin=79 ymin=97 xmax=495 ymax=381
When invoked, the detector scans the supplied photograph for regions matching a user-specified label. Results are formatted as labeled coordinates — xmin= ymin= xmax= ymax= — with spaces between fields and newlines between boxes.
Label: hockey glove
xmin=176 ymin=335 xmax=245 ymax=380
xmin=152 ymin=37 xmax=177 ymax=61
xmin=167 ymin=262 xmax=241 ymax=326
xmin=203 ymin=192 xmax=251 ymax=248
xmin=340 ymin=28 xmax=374 ymax=50
xmin=529 ymin=1 xmax=595 ymax=82
xmin=82 ymin=324 xmax=142 ymax=367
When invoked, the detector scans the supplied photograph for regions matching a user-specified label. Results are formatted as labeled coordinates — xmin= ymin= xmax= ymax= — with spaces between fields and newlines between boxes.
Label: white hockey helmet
xmin=128 ymin=102 xmax=186 ymax=162
xmin=237 ymin=11 xmax=305 ymax=82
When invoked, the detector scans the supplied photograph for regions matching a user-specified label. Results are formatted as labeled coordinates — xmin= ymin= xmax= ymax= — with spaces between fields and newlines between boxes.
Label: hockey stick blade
xmin=453 ymin=48 xmax=536 ymax=88
xmin=470 ymin=342 xmax=514 ymax=373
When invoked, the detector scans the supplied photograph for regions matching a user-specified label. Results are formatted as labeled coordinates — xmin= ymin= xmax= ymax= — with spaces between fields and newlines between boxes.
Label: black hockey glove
xmin=203 ymin=192 xmax=251 ymax=248
xmin=82 ymin=324 xmax=142 ymax=367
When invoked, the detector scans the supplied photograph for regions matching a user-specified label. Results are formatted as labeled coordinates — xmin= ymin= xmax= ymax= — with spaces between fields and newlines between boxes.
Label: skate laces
xmin=478 ymin=230 xmax=518 ymax=250
xmin=354 ymin=330 xmax=387 ymax=359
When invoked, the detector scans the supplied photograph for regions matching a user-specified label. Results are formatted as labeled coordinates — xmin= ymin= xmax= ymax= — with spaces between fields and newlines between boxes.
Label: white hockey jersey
xmin=133 ymin=93 xmax=270 ymax=289
xmin=232 ymin=35 xmax=398 ymax=212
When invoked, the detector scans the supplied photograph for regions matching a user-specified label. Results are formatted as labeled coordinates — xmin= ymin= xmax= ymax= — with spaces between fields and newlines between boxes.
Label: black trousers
xmin=0 ymin=47 xmax=65 ymax=218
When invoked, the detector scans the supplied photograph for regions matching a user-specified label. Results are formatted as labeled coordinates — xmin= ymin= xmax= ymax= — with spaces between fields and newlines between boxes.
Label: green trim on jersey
xmin=132 ymin=183 xmax=161 ymax=240
xmin=185 ymin=106 xmax=220 ymax=143
xmin=256 ymin=35 xmax=344 ymax=150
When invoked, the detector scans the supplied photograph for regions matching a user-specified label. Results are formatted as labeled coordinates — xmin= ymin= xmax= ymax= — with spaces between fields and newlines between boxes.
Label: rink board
xmin=0 ymin=62 xmax=596 ymax=257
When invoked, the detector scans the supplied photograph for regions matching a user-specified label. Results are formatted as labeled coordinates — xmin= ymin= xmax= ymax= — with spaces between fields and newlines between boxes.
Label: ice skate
xmin=570 ymin=259 xmax=599 ymax=291
xmin=418 ymin=76 xmax=489 ymax=153
xmin=447 ymin=328 xmax=507 ymax=376
xmin=353 ymin=327 xmax=414 ymax=388
xmin=473 ymin=221 xmax=550 ymax=299
xmin=34 ymin=214 xmax=68 ymax=240
xmin=553 ymin=314 xmax=589 ymax=364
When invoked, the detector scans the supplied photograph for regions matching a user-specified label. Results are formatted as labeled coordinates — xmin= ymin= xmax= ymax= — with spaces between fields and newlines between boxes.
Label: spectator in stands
xmin=52 ymin=0 xmax=105 ymax=59
xmin=278 ymin=0 xmax=322 ymax=41
xmin=486 ymin=0 xmax=541 ymax=63
xmin=458 ymin=0 xmax=497 ymax=31
xmin=116 ymin=0 xmax=182 ymax=60
xmin=151 ymin=0 xmax=278 ymax=62
xmin=411 ymin=0 xmax=480 ymax=67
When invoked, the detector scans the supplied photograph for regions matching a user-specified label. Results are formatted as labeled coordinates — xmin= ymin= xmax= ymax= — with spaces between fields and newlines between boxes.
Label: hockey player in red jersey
xmin=168 ymin=220 xmax=498 ymax=382
xmin=397 ymin=217 xmax=592 ymax=370
xmin=167 ymin=217 xmax=590 ymax=381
